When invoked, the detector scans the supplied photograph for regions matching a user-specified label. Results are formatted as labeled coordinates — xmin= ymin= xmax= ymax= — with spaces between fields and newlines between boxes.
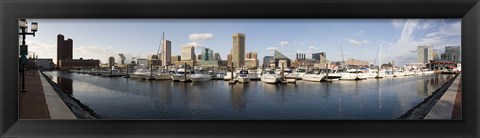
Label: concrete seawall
xmin=39 ymin=71 xmax=101 ymax=119
xmin=398 ymin=73 xmax=461 ymax=119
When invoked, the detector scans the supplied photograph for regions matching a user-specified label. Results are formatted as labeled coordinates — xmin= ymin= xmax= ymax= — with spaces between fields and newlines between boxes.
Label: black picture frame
xmin=1 ymin=0 xmax=478 ymax=137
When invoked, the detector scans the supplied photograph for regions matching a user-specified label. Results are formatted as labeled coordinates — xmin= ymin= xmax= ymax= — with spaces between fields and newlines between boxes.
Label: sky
xmin=23 ymin=19 xmax=461 ymax=66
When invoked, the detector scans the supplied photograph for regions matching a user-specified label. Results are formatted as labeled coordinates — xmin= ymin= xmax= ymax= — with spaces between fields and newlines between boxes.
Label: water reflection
xmin=43 ymin=71 xmax=455 ymax=119
xmin=230 ymin=84 xmax=247 ymax=112
xmin=57 ymin=77 xmax=73 ymax=96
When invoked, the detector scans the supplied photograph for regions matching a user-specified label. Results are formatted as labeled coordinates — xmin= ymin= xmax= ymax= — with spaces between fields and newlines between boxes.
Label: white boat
xmin=338 ymin=72 xmax=359 ymax=80
xmin=237 ymin=70 xmax=250 ymax=83
xmin=261 ymin=70 xmax=279 ymax=84
xmin=214 ymin=73 xmax=226 ymax=80
xmin=224 ymin=72 xmax=236 ymax=80
xmin=284 ymin=73 xmax=297 ymax=83
xmin=153 ymin=73 xmax=171 ymax=80
xmin=422 ymin=70 xmax=435 ymax=74
xmin=302 ymin=71 xmax=325 ymax=82
xmin=190 ymin=73 xmax=212 ymax=82
xmin=247 ymin=70 xmax=261 ymax=80
xmin=171 ymin=68 xmax=192 ymax=82
xmin=130 ymin=68 xmax=150 ymax=79
xmin=295 ymin=67 xmax=307 ymax=79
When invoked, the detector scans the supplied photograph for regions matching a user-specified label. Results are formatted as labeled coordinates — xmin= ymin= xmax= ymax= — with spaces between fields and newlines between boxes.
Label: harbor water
xmin=44 ymin=71 xmax=454 ymax=120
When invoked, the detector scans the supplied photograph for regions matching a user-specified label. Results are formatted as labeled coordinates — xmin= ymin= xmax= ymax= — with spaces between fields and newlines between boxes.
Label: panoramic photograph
xmin=18 ymin=19 xmax=462 ymax=120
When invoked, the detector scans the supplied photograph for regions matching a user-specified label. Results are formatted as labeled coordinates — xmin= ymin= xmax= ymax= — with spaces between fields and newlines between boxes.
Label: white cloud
xmin=308 ymin=46 xmax=318 ymax=49
xmin=280 ymin=41 xmax=288 ymax=46
xmin=75 ymin=46 xmax=119 ymax=63
xmin=266 ymin=47 xmax=278 ymax=51
xmin=296 ymin=50 xmax=303 ymax=53
xmin=384 ymin=19 xmax=461 ymax=66
xmin=26 ymin=40 xmax=57 ymax=63
xmin=188 ymin=33 xmax=214 ymax=41
xmin=187 ymin=42 xmax=203 ymax=48
xmin=392 ymin=19 xmax=405 ymax=29
xmin=348 ymin=39 xmax=370 ymax=46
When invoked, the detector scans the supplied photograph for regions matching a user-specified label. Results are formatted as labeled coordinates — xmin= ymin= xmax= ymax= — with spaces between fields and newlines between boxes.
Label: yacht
xmin=171 ymin=68 xmax=193 ymax=82
xmin=247 ymin=70 xmax=261 ymax=80
xmin=261 ymin=70 xmax=279 ymax=84
xmin=237 ymin=70 xmax=250 ymax=83
xmin=321 ymin=69 xmax=342 ymax=81
xmin=295 ymin=67 xmax=307 ymax=80
xmin=190 ymin=73 xmax=212 ymax=82
xmin=284 ymin=73 xmax=297 ymax=83
xmin=302 ymin=71 xmax=325 ymax=82
xmin=153 ymin=70 xmax=172 ymax=80
xmin=130 ymin=68 xmax=150 ymax=79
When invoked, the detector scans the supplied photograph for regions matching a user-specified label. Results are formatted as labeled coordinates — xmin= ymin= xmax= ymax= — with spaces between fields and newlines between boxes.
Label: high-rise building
xmin=181 ymin=45 xmax=195 ymax=61
xmin=214 ymin=53 xmax=221 ymax=61
xmin=108 ymin=56 xmax=115 ymax=67
xmin=198 ymin=48 xmax=219 ymax=67
xmin=227 ymin=53 xmax=232 ymax=67
xmin=245 ymin=51 xmax=257 ymax=60
xmin=161 ymin=40 xmax=171 ymax=67
xmin=232 ymin=33 xmax=245 ymax=68
xmin=57 ymin=34 xmax=73 ymax=68
xmin=418 ymin=45 xmax=433 ymax=64
xmin=444 ymin=46 xmax=461 ymax=63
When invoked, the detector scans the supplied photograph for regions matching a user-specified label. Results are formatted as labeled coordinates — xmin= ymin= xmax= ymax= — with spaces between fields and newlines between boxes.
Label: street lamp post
xmin=19 ymin=19 xmax=38 ymax=93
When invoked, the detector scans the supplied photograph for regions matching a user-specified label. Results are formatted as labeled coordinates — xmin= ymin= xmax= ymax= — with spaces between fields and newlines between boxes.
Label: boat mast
xmin=157 ymin=32 xmax=165 ymax=69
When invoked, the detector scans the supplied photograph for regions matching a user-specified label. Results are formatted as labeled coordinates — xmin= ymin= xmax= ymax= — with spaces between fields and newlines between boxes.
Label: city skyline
xmin=23 ymin=19 xmax=461 ymax=66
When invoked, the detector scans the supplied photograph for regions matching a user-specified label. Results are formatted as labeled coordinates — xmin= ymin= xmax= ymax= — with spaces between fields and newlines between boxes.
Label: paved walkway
xmin=19 ymin=70 xmax=50 ymax=119
xmin=19 ymin=70 xmax=77 ymax=119
xmin=424 ymin=73 xmax=462 ymax=119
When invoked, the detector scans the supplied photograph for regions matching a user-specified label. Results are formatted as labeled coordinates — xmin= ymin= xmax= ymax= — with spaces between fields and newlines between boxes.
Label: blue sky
xmin=24 ymin=19 xmax=461 ymax=66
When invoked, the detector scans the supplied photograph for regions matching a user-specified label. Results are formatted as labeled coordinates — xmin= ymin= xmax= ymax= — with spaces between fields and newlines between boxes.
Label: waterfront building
xmin=272 ymin=50 xmax=291 ymax=68
xmin=137 ymin=58 xmax=148 ymax=68
xmin=312 ymin=52 xmax=326 ymax=61
xmin=181 ymin=45 xmax=195 ymax=62
xmin=108 ymin=56 xmax=115 ymax=67
xmin=198 ymin=48 xmax=219 ymax=67
xmin=175 ymin=45 xmax=196 ymax=67
xmin=345 ymin=58 xmax=369 ymax=68
xmin=34 ymin=58 xmax=55 ymax=70
xmin=296 ymin=53 xmax=306 ymax=60
xmin=227 ymin=53 xmax=232 ymax=67
xmin=170 ymin=55 xmax=181 ymax=65
xmin=161 ymin=40 xmax=171 ymax=67
xmin=232 ymin=33 xmax=245 ymax=68
xmin=443 ymin=46 xmax=461 ymax=63
xmin=427 ymin=59 xmax=457 ymax=70
xmin=418 ymin=45 xmax=433 ymax=64
xmin=244 ymin=51 xmax=259 ymax=69
xmin=214 ymin=53 xmax=221 ymax=61
xmin=57 ymin=34 xmax=73 ymax=69
xmin=262 ymin=56 xmax=274 ymax=69
xmin=245 ymin=59 xmax=259 ymax=69
xmin=146 ymin=54 xmax=161 ymax=66
xmin=59 ymin=58 xmax=100 ymax=70
xmin=314 ymin=56 xmax=330 ymax=69
xmin=118 ymin=54 xmax=126 ymax=65
xmin=291 ymin=59 xmax=317 ymax=69
xmin=245 ymin=51 xmax=257 ymax=60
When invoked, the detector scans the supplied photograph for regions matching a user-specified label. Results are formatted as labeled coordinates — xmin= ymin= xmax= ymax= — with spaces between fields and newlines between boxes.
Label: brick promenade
xmin=19 ymin=70 xmax=50 ymax=119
